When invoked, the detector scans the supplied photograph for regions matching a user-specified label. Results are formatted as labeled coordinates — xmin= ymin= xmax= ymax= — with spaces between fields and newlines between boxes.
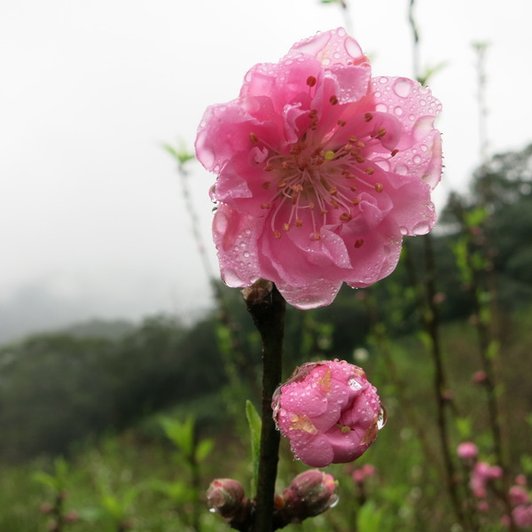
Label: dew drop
xmin=345 ymin=37 xmax=363 ymax=58
xmin=374 ymin=91 xmax=382 ymax=98
xmin=420 ymin=144 xmax=428 ymax=152
xmin=394 ymin=106 xmax=403 ymax=116
xmin=393 ymin=78 xmax=413 ymax=98
xmin=395 ymin=164 xmax=408 ymax=175
xmin=413 ymin=155 xmax=422 ymax=164
xmin=377 ymin=406 xmax=387 ymax=430
xmin=379 ymin=76 xmax=388 ymax=84
xmin=412 ymin=221 xmax=431 ymax=235
xmin=208 ymin=508 xmax=217 ymax=514
xmin=348 ymin=377 xmax=362 ymax=391
xmin=329 ymin=494 xmax=340 ymax=508
xmin=399 ymin=226 xmax=408 ymax=235
xmin=376 ymin=103 xmax=387 ymax=113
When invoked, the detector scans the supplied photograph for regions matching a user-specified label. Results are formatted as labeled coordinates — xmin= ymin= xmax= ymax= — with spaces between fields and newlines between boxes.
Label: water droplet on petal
xmin=376 ymin=159 xmax=390 ymax=171
xmin=348 ymin=377 xmax=362 ymax=391
xmin=376 ymin=103 xmax=387 ymax=113
xmin=394 ymin=106 xmax=403 ymax=116
xmin=395 ymin=164 xmax=408 ymax=175
xmin=393 ymin=78 xmax=413 ymax=98
xmin=413 ymin=155 xmax=421 ymax=164
xmin=377 ymin=406 xmax=387 ymax=430
xmin=412 ymin=221 xmax=431 ymax=235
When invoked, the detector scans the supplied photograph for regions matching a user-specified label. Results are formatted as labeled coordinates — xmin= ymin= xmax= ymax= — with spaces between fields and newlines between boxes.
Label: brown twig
xmin=243 ymin=280 xmax=286 ymax=532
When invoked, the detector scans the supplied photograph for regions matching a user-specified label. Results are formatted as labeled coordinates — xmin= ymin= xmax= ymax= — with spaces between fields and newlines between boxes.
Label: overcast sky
xmin=1 ymin=0 xmax=531 ymax=340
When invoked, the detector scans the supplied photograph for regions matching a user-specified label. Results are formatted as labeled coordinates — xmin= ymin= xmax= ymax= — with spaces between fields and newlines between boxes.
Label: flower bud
xmin=472 ymin=370 xmax=488 ymax=385
xmin=457 ymin=441 xmax=478 ymax=462
xmin=273 ymin=359 xmax=384 ymax=467
xmin=39 ymin=502 xmax=53 ymax=514
xmin=281 ymin=470 xmax=338 ymax=522
xmin=206 ymin=478 xmax=245 ymax=519
xmin=64 ymin=510 xmax=79 ymax=523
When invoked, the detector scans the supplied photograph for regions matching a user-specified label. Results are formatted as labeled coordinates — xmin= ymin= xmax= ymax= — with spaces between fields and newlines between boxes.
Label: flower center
xmin=251 ymin=107 xmax=397 ymax=243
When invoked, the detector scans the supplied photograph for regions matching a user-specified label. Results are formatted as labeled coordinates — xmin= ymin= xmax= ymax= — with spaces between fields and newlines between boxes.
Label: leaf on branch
xmin=245 ymin=399 xmax=262 ymax=496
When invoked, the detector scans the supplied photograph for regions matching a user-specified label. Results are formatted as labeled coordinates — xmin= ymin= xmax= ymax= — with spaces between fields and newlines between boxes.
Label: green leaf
xmin=456 ymin=417 xmax=472 ymax=439
xmin=160 ymin=416 xmax=195 ymax=457
xmin=101 ymin=494 xmax=124 ymax=520
xmin=196 ymin=438 xmax=214 ymax=463
xmin=163 ymin=143 xmax=195 ymax=166
xmin=357 ymin=501 xmax=384 ymax=532
xmin=486 ymin=340 xmax=500 ymax=360
xmin=245 ymin=400 xmax=262 ymax=496
xmin=418 ymin=61 xmax=448 ymax=85
xmin=33 ymin=471 xmax=58 ymax=491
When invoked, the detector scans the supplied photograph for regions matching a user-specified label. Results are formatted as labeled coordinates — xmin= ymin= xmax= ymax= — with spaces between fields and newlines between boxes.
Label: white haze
xmin=1 ymin=0 xmax=531 ymax=342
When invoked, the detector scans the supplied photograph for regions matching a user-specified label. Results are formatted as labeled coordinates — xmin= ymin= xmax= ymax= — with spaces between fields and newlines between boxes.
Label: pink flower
xmin=272 ymin=359 xmax=384 ymax=467
xmin=457 ymin=441 xmax=479 ymax=461
xmin=352 ymin=463 xmax=376 ymax=484
xmin=196 ymin=28 xmax=442 ymax=309
xmin=515 ymin=474 xmax=528 ymax=487
xmin=509 ymin=485 xmax=530 ymax=507
xmin=470 ymin=461 xmax=503 ymax=499
xmin=513 ymin=504 xmax=532 ymax=528
xmin=472 ymin=370 xmax=488 ymax=384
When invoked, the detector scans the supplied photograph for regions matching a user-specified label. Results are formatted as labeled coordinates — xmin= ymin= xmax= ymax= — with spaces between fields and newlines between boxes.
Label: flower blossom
xmin=512 ymin=504 xmax=532 ymax=528
xmin=196 ymin=28 xmax=442 ymax=309
xmin=470 ymin=461 xmax=503 ymax=499
xmin=352 ymin=463 xmax=376 ymax=484
xmin=272 ymin=359 xmax=384 ymax=467
xmin=457 ymin=441 xmax=479 ymax=462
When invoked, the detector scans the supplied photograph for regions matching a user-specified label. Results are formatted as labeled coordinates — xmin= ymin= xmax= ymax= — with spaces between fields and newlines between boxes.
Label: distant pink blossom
xmin=272 ymin=359 xmax=384 ymax=467
xmin=352 ymin=463 xmax=376 ymax=484
xmin=509 ymin=485 xmax=530 ymax=507
xmin=196 ymin=28 xmax=442 ymax=309
xmin=515 ymin=474 xmax=528 ymax=487
xmin=472 ymin=370 xmax=488 ymax=384
xmin=470 ymin=461 xmax=503 ymax=499
xmin=477 ymin=500 xmax=490 ymax=513
xmin=457 ymin=441 xmax=479 ymax=461
xmin=513 ymin=504 xmax=532 ymax=528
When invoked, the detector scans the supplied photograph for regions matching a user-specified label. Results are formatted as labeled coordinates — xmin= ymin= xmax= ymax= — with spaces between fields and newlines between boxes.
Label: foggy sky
xmin=1 ymin=0 xmax=531 ymax=342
